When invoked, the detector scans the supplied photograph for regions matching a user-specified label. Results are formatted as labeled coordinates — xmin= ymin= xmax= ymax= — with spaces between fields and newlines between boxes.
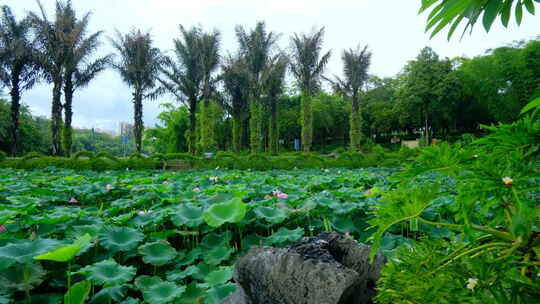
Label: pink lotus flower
xmin=277 ymin=192 xmax=288 ymax=199
xmin=163 ymin=180 xmax=170 ymax=185
xmin=272 ymin=190 xmax=288 ymax=199
xmin=69 ymin=197 xmax=78 ymax=204
xmin=105 ymin=184 xmax=114 ymax=191
xmin=30 ymin=231 xmax=36 ymax=240
xmin=0 ymin=225 xmax=6 ymax=233
xmin=193 ymin=187 xmax=201 ymax=192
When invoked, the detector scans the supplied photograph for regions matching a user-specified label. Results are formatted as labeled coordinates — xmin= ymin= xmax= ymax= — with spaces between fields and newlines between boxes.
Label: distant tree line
xmin=1 ymin=0 xmax=539 ymax=156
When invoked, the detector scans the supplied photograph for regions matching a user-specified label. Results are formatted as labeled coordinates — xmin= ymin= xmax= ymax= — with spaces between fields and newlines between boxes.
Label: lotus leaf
xmin=0 ymin=239 xmax=62 ymax=267
xmin=264 ymin=227 xmax=305 ymax=246
xmin=204 ymin=283 xmax=236 ymax=304
xmin=99 ymin=226 xmax=144 ymax=252
xmin=138 ymin=241 xmax=177 ymax=266
xmin=204 ymin=266 xmax=233 ymax=286
xmin=77 ymin=259 xmax=136 ymax=286
xmin=64 ymin=280 xmax=91 ymax=304
xmin=34 ymin=234 xmax=92 ymax=262
xmin=253 ymin=206 xmax=289 ymax=224
xmin=204 ymin=196 xmax=246 ymax=227
xmin=171 ymin=204 xmax=204 ymax=228
xmin=202 ymin=246 xmax=233 ymax=266
xmin=0 ymin=263 xmax=46 ymax=293
xmin=134 ymin=276 xmax=186 ymax=303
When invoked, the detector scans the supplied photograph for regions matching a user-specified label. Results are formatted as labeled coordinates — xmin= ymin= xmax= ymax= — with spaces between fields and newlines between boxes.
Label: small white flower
xmin=105 ymin=184 xmax=114 ymax=191
xmin=466 ymin=278 xmax=478 ymax=290
xmin=502 ymin=176 xmax=513 ymax=186
xmin=193 ymin=187 xmax=201 ymax=192
xmin=473 ymin=154 xmax=479 ymax=158
xmin=209 ymin=176 xmax=219 ymax=183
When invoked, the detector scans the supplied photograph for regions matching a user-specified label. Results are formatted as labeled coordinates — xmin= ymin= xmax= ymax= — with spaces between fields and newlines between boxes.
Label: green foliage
xmin=72 ymin=150 xmax=95 ymax=160
xmin=370 ymin=114 xmax=540 ymax=302
xmin=77 ymin=260 xmax=136 ymax=286
xmin=0 ymin=151 xmax=5 ymax=162
xmin=20 ymin=151 xmax=45 ymax=161
xmin=421 ymin=0 xmax=539 ymax=39
xmin=64 ymin=280 xmax=91 ymax=304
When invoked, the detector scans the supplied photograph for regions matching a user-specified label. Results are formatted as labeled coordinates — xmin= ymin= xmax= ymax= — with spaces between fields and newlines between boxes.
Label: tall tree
xmin=0 ymin=6 xmax=40 ymax=156
xmin=158 ymin=25 xmax=204 ymax=154
xmin=29 ymin=0 xmax=74 ymax=155
xmin=399 ymin=47 xmax=453 ymax=144
xmin=199 ymin=29 xmax=221 ymax=152
xmin=110 ymin=29 xmax=162 ymax=153
xmin=263 ymin=53 xmax=288 ymax=153
xmin=61 ymin=4 xmax=110 ymax=156
xmin=329 ymin=45 xmax=372 ymax=151
xmin=290 ymin=27 xmax=331 ymax=152
xmin=235 ymin=22 xmax=279 ymax=152
xmin=222 ymin=54 xmax=250 ymax=153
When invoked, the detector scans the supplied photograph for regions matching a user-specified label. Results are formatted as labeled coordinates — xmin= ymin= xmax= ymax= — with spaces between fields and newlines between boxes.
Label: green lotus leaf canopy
xmin=204 ymin=266 xmax=233 ymax=286
xmin=64 ymin=280 xmax=91 ymax=304
xmin=138 ymin=241 xmax=177 ymax=266
xmin=264 ymin=227 xmax=305 ymax=246
xmin=134 ymin=275 xmax=186 ymax=303
xmin=0 ymin=263 xmax=46 ymax=293
xmin=77 ymin=259 xmax=136 ymax=286
xmin=253 ymin=206 xmax=289 ymax=224
xmin=99 ymin=226 xmax=144 ymax=252
xmin=203 ymin=197 xmax=247 ymax=227
xmin=0 ymin=239 xmax=62 ymax=268
xmin=171 ymin=204 xmax=204 ymax=228
xmin=34 ymin=234 xmax=92 ymax=262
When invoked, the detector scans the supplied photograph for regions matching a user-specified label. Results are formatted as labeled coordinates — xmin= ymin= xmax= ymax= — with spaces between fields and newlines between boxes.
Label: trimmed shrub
xmin=72 ymin=151 xmax=95 ymax=160
xmin=21 ymin=152 xmax=45 ymax=162
xmin=94 ymin=151 xmax=120 ymax=162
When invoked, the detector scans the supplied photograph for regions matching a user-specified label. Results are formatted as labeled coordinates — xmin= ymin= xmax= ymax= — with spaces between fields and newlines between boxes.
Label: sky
xmin=4 ymin=0 xmax=540 ymax=134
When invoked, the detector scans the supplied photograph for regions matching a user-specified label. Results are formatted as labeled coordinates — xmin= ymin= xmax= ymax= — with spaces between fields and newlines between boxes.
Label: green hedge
xmin=0 ymin=151 xmax=6 ymax=162
xmin=0 ymin=147 xmax=417 ymax=171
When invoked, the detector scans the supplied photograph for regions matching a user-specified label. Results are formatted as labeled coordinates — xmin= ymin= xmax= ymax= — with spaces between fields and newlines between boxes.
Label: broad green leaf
xmin=138 ymin=241 xmax=177 ymax=266
xmin=77 ymin=260 xmax=136 ymax=286
xmin=203 ymin=198 xmax=247 ymax=227
xmin=171 ymin=204 xmax=204 ymax=228
xmin=134 ymin=276 xmax=185 ymax=303
xmin=204 ymin=266 xmax=233 ymax=286
xmin=99 ymin=226 xmax=144 ymax=252
xmin=0 ymin=239 xmax=62 ymax=267
xmin=520 ymin=97 xmax=540 ymax=114
xmin=264 ymin=227 xmax=304 ymax=246
xmin=34 ymin=234 xmax=92 ymax=262
xmin=253 ymin=206 xmax=289 ymax=224
xmin=482 ymin=0 xmax=502 ymax=31
xmin=64 ymin=280 xmax=91 ymax=304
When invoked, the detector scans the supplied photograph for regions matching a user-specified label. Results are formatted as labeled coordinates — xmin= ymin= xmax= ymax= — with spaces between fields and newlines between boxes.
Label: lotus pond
xmin=0 ymin=167 xmax=415 ymax=303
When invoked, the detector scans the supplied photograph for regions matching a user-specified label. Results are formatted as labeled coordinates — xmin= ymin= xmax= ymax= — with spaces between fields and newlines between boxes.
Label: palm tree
xmin=110 ymin=29 xmax=162 ymax=153
xmin=158 ymin=25 xmax=204 ymax=154
xmin=62 ymin=4 xmax=110 ymax=156
xmin=29 ymin=0 xmax=74 ymax=155
xmin=329 ymin=45 xmax=372 ymax=151
xmin=290 ymin=27 xmax=331 ymax=152
xmin=199 ymin=29 xmax=221 ymax=152
xmin=0 ymin=6 xmax=40 ymax=156
xmin=222 ymin=54 xmax=250 ymax=153
xmin=262 ymin=53 xmax=288 ymax=153
xmin=235 ymin=22 xmax=279 ymax=152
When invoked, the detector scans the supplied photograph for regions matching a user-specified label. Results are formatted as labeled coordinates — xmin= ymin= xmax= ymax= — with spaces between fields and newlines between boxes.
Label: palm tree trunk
xmin=9 ymin=68 xmax=21 ymax=157
xmin=269 ymin=99 xmax=279 ymax=154
xmin=232 ymin=115 xmax=242 ymax=153
xmin=133 ymin=90 xmax=143 ymax=153
xmin=301 ymin=94 xmax=313 ymax=152
xmin=188 ymin=100 xmax=197 ymax=155
xmin=201 ymin=99 xmax=215 ymax=151
xmin=249 ymin=98 xmax=262 ymax=153
xmin=63 ymin=75 xmax=74 ymax=157
xmin=51 ymin=75 xmax=63 ymax=156
xmin=350 ymin=91 xmax=361 ymax=151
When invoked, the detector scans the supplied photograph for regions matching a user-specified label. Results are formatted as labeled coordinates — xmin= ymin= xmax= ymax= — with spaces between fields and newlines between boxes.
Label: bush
xmin=94 ymin=151 xmax=120 ymax=162
xmin=21 ymin=151 xmax=45 ymax=162
xmin=72 ymin=150 xmax=95 ymax=160
xmin=0 ymin=151 xmax=6 ymax=162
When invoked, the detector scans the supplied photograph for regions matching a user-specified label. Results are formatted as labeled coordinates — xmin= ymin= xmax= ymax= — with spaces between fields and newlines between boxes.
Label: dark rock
xmin=222 ymin=232 xmax=386 ymax=304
